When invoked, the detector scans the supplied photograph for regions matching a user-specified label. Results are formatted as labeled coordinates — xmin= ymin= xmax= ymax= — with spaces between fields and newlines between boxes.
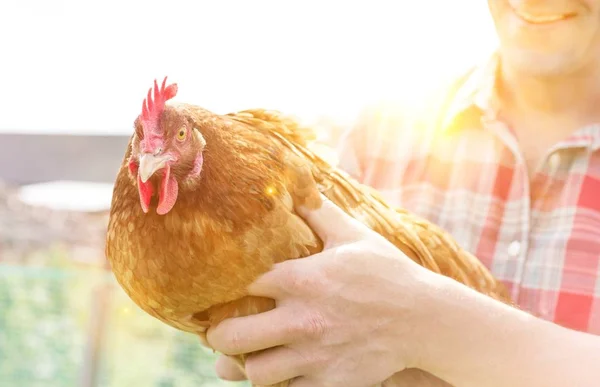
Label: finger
xmin=215 ymin=355 xmax=247 ymax=381
xmin=247 ymin=256 xmax=324 ymax=298
xmin=244 ymin=346 xmax=312 ymax=386
xmin=288 ymin=376 xmax=318 ymax=387
xmin=382 ymin=368 xmax=450 ymax=387
xmin=198 ymin=332 xmax=210 ymax=348
xmin=207 ymin=306 xmax=301 ymax=355
xmin=295 ymin=193 xmax=362 ymax=244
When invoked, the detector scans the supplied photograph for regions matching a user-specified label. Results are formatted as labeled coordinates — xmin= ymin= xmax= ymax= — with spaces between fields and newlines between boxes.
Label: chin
xmin=500 ymin=46 xmax=591 ymax=77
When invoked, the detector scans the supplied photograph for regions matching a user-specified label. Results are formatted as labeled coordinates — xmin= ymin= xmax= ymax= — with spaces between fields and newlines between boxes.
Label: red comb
xmin=140 ymin=76 xmax=178 ymax=134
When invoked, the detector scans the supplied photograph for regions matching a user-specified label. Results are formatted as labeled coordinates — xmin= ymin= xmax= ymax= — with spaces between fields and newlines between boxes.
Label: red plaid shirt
xmin=338 ymin=54 xmax=600 ymax=334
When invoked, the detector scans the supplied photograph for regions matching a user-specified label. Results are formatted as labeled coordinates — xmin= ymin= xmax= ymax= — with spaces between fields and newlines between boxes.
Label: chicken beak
xmin=138 ymin=153 xmax=171 ymax=183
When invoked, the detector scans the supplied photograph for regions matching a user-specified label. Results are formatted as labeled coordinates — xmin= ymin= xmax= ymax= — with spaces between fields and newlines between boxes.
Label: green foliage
xmin=0 ymin=262 xmax=249 ymax=387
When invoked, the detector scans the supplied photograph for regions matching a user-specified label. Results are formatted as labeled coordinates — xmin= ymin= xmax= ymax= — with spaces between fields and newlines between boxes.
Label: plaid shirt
xmin=338 ymin=54 xmax=600 ymax=335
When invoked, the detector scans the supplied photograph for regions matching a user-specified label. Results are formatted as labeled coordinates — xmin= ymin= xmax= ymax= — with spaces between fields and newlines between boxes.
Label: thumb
xmin=295 ymin=193 xmax=362 ymax=244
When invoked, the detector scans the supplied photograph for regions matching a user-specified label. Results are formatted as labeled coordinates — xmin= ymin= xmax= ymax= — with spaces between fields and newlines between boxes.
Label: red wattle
xmin=157 ymin=164 xmax=179 ymax=215
xmin=137 ymin=174 xmax=154 ymax=213
xmin=128 ymin=159 xmax=138 ymax=176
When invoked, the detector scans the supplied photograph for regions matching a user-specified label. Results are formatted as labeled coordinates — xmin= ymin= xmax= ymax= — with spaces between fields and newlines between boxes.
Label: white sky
xmin=0 ymin=0 xmax=498 ymax=135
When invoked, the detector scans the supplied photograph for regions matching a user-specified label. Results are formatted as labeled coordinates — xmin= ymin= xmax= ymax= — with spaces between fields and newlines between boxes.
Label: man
xmin=205 ymin=0 xmax=600 ymax=385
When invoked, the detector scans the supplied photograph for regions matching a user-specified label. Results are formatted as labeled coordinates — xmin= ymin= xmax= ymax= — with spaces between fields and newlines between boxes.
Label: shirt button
xmin=508 ymin=240 xmax=521 ymax=257
xmin=540 ymin=305 xmax=552 ymax=319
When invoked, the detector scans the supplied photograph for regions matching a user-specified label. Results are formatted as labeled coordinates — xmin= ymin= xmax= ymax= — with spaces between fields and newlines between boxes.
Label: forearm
xmin=417 ymin=275 xmax=600 ymax=387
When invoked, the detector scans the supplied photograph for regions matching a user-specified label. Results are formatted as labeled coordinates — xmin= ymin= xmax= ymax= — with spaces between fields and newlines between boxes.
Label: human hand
xmin=206 ymin=195 xmax=441 ymax=386
xmin=209 ymin=354 xmax=453 ymax=386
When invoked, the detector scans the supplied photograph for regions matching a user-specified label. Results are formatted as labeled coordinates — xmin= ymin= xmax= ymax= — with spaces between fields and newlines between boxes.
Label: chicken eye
xmin=177 ymin=127 xmax=187 ymax=141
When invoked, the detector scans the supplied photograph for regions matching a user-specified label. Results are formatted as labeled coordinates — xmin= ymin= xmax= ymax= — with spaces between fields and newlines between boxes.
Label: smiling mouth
xmin=511 ymin=5 xmax=576 ymax=24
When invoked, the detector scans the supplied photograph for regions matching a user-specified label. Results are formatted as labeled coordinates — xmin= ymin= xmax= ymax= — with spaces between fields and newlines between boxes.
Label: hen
xmin=105 ymin=77 xmax=512 ymax=387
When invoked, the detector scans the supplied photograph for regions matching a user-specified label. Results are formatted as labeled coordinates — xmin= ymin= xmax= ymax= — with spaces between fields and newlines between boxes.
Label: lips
xmin=509 ymin=2 xmax=576 ymax=24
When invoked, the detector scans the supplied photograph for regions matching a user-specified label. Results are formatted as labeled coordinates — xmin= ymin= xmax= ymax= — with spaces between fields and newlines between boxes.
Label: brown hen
xmin=105 ymin=78 xmax=511 ymax=387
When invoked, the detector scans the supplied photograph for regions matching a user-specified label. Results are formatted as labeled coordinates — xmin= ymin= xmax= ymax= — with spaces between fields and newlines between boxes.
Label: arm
xmin=418 ymin=274 xmax=600 ymax=387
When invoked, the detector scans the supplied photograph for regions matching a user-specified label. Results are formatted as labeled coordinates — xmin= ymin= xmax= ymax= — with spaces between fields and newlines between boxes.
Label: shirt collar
xmin=439 ymin=52 xmax=600 ymax=151
xmin=439 ymin=52 xmax=500 ymax=134
xmin=562 ymin=124 xmax=600 ymax=151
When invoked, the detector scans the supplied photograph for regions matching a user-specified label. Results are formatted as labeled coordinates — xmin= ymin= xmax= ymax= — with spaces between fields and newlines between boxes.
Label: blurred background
xmin=0 ymin=1 xmax=497 ymax=386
